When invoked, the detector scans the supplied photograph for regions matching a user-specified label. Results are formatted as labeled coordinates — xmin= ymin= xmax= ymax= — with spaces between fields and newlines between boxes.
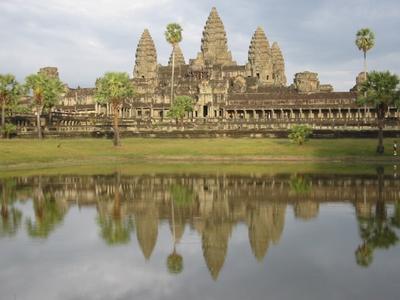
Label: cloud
xmin=0 ymin=0 xmax=399 ymax=91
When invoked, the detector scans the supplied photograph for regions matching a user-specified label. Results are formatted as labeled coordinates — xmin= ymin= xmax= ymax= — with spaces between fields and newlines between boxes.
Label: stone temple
xmin=12 ymin=7 xmax=400 ymax=137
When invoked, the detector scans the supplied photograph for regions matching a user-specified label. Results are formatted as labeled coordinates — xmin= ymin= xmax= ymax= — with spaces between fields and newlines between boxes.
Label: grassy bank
xmin=0 ymin=138 xmax=398 ymax=170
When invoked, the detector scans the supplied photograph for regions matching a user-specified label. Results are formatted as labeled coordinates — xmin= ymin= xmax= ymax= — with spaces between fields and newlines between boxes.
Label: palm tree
xmin=357 ymin=71 xmax=400 ymax=154
xmin=355 ymin=28 xmax=375 ymax=80
xmin=26 ymin=191 xmax=68 ymax=239
xmin=0 ymin=178 xmax=22 ymax=238
xmin=0 ymin=74 xmax=22 ymax=137
xmin=166 ymin=183 xmax=192 ymax=275
xmin=25 ymin=73 xmax=65 ymax=139
xmin=354 ymin=167 xmax=399 ymax=267
xmin=165 ymin=23 xmax=183 ymax=105
xmin=95 ymin=72 xmax=135 ymax=146
xmin=97 ymin=173 xmax=134 ymax=245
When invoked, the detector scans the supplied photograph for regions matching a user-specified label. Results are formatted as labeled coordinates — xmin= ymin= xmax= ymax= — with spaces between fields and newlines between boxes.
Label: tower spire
xmin=133 ymin=29 xmax=158 ymax=79
xmin=168 ymin=44 xmax=186 ymax=66
xmin=271 ymin=42 xmax=287 ymax=86
xmin=193 ymin=7 xmax=235 ymax=66
xmin=247 ymin=26 xmax=273 ymax=84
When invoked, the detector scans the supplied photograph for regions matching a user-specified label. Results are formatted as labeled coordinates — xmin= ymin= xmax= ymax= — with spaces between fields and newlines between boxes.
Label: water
xmin=0 ymin=165 xmax=399 ymax=300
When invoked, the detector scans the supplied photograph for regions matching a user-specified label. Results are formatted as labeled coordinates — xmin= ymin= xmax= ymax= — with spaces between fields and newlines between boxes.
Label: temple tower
xmin=202 ymin=221 xmax=231 ymax=280
xmin=133 ymin=29 xmax=158 ymax=79
xmin=168 ymin=44 xmax=186 ymax=66
xmin=247 ymin=27 xmax=274 ymax=85
xmin=271 ymin=42 xmax=287 ymax=86
xmin=193 ymin=7 xmax=235 ymax=66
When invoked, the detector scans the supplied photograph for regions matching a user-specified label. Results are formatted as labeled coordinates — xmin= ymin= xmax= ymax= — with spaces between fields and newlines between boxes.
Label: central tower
xmin=192 ymin=7 xmax=236 ymax=66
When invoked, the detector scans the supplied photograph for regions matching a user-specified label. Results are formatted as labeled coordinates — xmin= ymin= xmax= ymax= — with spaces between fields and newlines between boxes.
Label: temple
xmin=11 ymin=7 xmax=400 ymax=137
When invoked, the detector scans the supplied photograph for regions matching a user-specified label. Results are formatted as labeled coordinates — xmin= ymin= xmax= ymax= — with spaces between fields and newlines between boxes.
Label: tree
xmin=166 ymin=183 xmax=188 ymax=275
xmin=97 ymin=173 xmax=134 ymax=245
xmin=355 ymin=28 xmax=375 ymax=80
xmin=354 ymin=167 xmax=399 ymax=267
xmin=0 ymin=178 xmax=22 ymax=238
xmin=288 ymin=125 xmax=312 ymax=145
xmin=165 ymin=23 xmax=183 ymax=104
xmin=95 ymin=72 xmax=135 ymax=146
xmin=0 ymin=74 xmax=22 ymax=138
xmin=357 ymin=71 xmax=400 ymax=154
xmin=167 ymin=95 xmax=194 ymax=126
xmin=167 ymin=252 xmax=183 ymax=274
xmin=25 ymin=73 xmax=65 ymax=139
xmin=290 ymin=174 xmax=311 ymax=195
xmin=26 ymin=189 xmax=67 ymax=239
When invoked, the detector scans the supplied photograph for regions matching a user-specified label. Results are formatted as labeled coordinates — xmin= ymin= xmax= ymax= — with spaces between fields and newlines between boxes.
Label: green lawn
xmin=0 ymin=138 xmax=397 ymax=170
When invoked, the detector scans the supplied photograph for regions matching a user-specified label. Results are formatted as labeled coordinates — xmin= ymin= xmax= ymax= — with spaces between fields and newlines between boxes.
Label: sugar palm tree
xmin=97 ymin=173 xmax=134 ymax=245
xmin=355 ymin=167 xmax=399 ymax=267
xmin=355 ymin=28 xmax=375 ymax=79
xmin=165 ymin=23 xmax=183 ymax=105
xmin=25 ymin=73 xmax=65 ymax=139
xmin=95 ymin=72 xmax=135 ymax=146
xmin=0 ymin=74 xmax=22 ymax=137
xmin=0 ymin=178 xmax=22 ymax=238
xmin=357 ymin=71 xmax=400 ymax=154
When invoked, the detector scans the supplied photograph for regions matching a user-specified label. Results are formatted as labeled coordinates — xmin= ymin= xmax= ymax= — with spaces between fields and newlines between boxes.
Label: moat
xmin=1 ymin=164 xmax=399 ymax=300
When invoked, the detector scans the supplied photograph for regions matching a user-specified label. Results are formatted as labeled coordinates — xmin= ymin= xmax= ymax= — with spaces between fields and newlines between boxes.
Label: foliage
xmin=94 ymin=72 xmax=134 ymax=105
xmin=167 ymin=96 xmax=194 ymax=121
xmin=357 ymin=71 xmax=400 ymax=154
xmin=0 ymin=207 xmax=22 ymax=238
xmin=288 ymin=125 xmax=312 ymax=145
xmin=357 ymin=71 xmax=400 ymax=108
xmin=0 ymin=178 xmax=21 ymax=237
xmin=26 ymin=193 xmax=67 ymax=239
xmin=0 ymin=74 xmax=23 ymax=136
xmin=165 ymin=23 xmax=183 ymax=46
xmin=165 ymin=23 xmax=183 ymax=104
xmin=170 ymin=184 xmax=194 ymax=206
xmin=355 ymin=28 xmax=375 ymax=54
xmin=1 ymin=123 xmax=17 ymax=138
xmin=355 ymin=196 xmax=399 ymax=267
xmin=97 ymin=215 xmax=134 ymax=245
xmin=95 ymin=72 xmax=135 ymax=146
xmin=290 ymin=174 xmax=311 ymax=195
xmin=167 ymin=251 xmax=183 ymax=274
xmin=25 ymin=73 xmax=65 ymax=111
xmin=25 ymin=73 xmax=65 ymax=139
xmin=355 ymin=243 xmax=373 ymax=267
xmin=0 ymin=74 xmax=22 ymax=108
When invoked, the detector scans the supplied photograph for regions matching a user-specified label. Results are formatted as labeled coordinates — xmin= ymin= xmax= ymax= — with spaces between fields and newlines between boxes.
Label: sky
xmin=1 ymin=0 xmax=399 ymax=91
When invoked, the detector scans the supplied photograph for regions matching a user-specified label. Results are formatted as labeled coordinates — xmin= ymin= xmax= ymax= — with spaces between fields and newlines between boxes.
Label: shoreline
xmin=1 ymin=155 xmax=399 ymax=174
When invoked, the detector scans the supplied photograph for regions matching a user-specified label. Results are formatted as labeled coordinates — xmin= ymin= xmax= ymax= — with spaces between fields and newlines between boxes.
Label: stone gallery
xmin=13 ymin=7 xmax=400 ymax=137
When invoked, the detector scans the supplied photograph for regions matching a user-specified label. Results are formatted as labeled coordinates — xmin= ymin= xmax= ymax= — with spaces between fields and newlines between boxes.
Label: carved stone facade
xmin=133 ymin=29 xmax=158 ymax=80
xmin=247 ymin=27 xmax=274 ymax=85
xmin=12 ymin=7 xmax=399 ymax=135
xmin=193 ymin=7 xmax=236 ymax=66
xmin=271 ymin=42 xmax=287 ymax=86
xmin=168 ymin=44 xmax=185 ymax=67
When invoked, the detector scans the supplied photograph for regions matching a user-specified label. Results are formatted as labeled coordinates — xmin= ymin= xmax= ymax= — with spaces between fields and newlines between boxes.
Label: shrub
xmin=288 ymin=125 xmax=312 ymax=145
xmin=1 ymin=123 xmax=17 ymax=139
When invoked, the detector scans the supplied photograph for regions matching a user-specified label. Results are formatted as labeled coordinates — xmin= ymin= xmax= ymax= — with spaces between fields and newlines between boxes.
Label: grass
xmin=0 ymin=138 xmax=398 ymax=171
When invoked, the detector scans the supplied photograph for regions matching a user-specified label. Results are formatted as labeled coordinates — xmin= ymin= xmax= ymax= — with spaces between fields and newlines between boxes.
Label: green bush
xmin=1 ymin=123 xmax=17 ymax=138
xmin=288 ymin=125 xmax=312 ymax=145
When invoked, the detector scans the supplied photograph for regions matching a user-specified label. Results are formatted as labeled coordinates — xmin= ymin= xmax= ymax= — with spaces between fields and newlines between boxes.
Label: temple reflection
xmin=1 ymin=170 xmax=399 ymax=280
